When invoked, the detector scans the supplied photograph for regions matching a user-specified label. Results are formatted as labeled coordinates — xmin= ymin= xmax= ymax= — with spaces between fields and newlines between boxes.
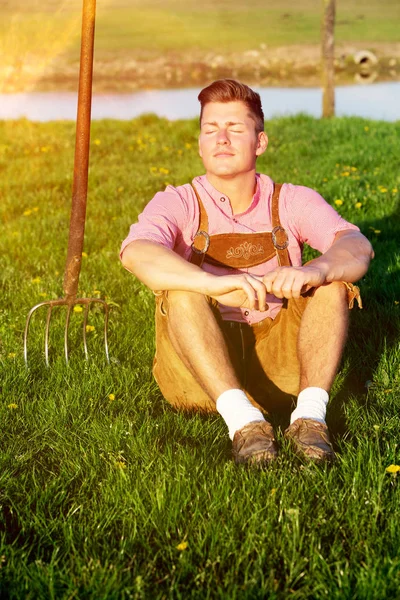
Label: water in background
xmin=1 ymin=82 xmax=399 ymax=122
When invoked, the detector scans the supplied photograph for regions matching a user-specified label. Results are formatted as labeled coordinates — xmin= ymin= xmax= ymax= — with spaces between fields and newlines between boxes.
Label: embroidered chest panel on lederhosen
xmin=189 ymin=183 xmax=291 ymax=270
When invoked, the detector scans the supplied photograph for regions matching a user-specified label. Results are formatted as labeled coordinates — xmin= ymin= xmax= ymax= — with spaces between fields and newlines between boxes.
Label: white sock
xmin=216 ymin=389 xmax=265 ymax=440
xmin=290 ymin=387 xmax=329 ymax=425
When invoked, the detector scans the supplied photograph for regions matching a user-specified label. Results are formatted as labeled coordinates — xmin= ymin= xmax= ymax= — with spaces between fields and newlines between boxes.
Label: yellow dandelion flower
xmin=355 ymin=202 xmax=362 ymax=209
xmin=116 ymin=461 xmax=126 ymax=469
xmin=185 ymin=143 xmax=192 ymax=149
xmin=33 ymin=207 xmax=39 ymax=212
xmin=322 ymin=177 xmax=328 ymax=182
xmin=86 ymin=325 xmax=95 ymax=332
xmin=379 ymin=188 xmax=388 ymax=193
xmin=334 ymin=199 xmax=343 ymax=206
xmin=341 ymin=172 xmax=350 ymax=177
xmin=118 ymin=186 xmax=124 ymax=192
xmin=386 ymin=464 xmax=400 ymax=474
xmin=364 ymin=126 xmax=369 ymax=131
xmin=108 ymin=394 xmax=115 ymax=401
xmin=73 ymin=305 xmax=83 ymax=313
xmin=8 ymin=403 xmax=18 ymax=409
xmin=93 ymin=290 xmax=101 ymax=295
xmin=94 ymin=139 xmax=101 ymax=145
xmin=392 ymin=188 xmax=398 ymax=193
xmin=81 ymin=252 xmax=88 ymax=258
xmin=159 ymin=167 xmax=169 ymax=175
xmin=374 ymin=230 xmax=381 ymax=234
xmin=395 ymin=301 xmax=399 ymax=305
xmin=351 ymin=167 xmax=357 ymax=172
xmin=176 ymin=541 xmax=188 ymax=551
xmin=39 ymin=292 xmax=47 ymax=297
xmin=23 ymin=209 xmax=32 ymax=216
xmin=32 ymin=277 xmax=41 ymax=284
xmin=41 ymin=146 xmax=49 ymax=152
xmin=150 ymin=166 xmax=157 ymax=172
xmin=8 ymin=352 xmax=16 ymax=358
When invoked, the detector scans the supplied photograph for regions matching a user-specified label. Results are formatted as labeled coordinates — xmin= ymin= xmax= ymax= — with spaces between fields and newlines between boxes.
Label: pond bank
xmin=1 ymin=42 xmax=399 ymax=94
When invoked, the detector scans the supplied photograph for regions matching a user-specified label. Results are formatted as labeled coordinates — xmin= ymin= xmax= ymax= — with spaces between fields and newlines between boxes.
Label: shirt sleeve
xmin=285 ymin=184 xmax=360 ymax=254
xmin=120 ymin=186 xmax=189 ymax=258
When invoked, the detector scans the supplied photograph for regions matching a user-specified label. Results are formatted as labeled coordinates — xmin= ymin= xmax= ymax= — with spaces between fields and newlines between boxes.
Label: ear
xmin=256 ymin=132 xmax=268 ymax=157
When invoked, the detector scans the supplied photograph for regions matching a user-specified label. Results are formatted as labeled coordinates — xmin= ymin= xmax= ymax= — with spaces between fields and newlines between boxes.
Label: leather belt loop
xmin=271 ymin=183 xmax=291 ymax=267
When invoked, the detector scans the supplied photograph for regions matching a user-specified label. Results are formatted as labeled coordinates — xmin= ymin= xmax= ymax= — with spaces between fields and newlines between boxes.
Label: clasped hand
xmin=208 ymin=265 xmax=328 ymax=311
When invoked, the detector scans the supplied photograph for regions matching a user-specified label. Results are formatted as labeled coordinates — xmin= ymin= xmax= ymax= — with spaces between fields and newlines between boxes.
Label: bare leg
xmin=298 ymin=282 xmax=349 ymax=393
xmin=166 ymin=291 xmax=241 ymax=402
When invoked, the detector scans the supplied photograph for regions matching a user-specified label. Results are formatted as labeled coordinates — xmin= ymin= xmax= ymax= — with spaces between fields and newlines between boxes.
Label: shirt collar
xmin=193 ymin=174 xmax=261 ymax=216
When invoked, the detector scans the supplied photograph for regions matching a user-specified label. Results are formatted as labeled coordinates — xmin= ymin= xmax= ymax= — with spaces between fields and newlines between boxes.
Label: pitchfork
xmin=24 ymin=0 xmax=110 ymax=366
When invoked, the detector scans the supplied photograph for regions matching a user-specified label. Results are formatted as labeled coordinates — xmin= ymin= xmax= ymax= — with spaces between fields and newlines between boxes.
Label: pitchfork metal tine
xmin=64 ymin=305 xmax=73 ymax=365
xmin=83 ymin=303 xmax=90 ymax=360
xmin=24 ymin=302 xmax=50 ymax=367
xmin=45 ymin=305 xmax=53 ymax=367
xmin=103 ymin=301 xmax=110 ymax=364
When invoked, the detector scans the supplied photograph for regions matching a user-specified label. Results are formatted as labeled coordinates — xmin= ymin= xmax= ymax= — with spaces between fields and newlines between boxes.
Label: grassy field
xmin=1 ymin=0 xmax=399 ymax=92
xmin=0 ymin=113 xmax=400 ymax=597
xmin=1 ymin=0 xmax=400 ymax=59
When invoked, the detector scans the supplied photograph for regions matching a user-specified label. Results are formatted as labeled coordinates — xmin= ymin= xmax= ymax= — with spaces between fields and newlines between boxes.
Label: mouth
xmin=214 ymin=152 xmax=235 ymax=157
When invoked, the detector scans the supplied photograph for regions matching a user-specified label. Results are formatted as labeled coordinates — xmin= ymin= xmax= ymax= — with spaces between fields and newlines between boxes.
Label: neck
xmin=206 ymin=171 xmax=257 ymax=214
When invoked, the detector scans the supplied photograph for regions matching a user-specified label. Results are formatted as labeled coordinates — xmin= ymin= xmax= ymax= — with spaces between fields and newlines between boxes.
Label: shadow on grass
xmin=326 ymin=198 xmax=400 ymax=442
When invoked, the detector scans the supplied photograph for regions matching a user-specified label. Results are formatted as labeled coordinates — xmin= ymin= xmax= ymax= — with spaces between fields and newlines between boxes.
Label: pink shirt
xmin=120 ymin=174 xmax=359 ymax=324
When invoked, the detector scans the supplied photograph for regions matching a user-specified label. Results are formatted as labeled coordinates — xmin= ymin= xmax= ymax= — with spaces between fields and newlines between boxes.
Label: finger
xmin=240 ymin=279 xmax=257 ymax=310
xmin=270 ymin=271 xmax=295 ymax=299
xmin=289 ymin=274 xmax=309 ymax=298
xmin=262 ymin=270 xmax=280 ymax=294
xmin=246 ymin=275 xmax=267 ymax=311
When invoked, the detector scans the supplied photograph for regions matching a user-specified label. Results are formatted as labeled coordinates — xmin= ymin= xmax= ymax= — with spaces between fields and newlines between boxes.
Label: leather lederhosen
xmin=190 ymin=183 xmax=291 ymax=270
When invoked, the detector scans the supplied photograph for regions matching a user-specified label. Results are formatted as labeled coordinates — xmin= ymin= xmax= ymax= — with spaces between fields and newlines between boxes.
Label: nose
xmin=216 ymin=129 xmax=230 ymax=145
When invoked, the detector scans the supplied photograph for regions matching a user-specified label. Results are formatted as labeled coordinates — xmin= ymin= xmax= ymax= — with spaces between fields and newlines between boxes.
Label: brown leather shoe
xmin=284 ymin=418 xmax=335 ymax=463
xmin=232 ymin=420 xmax=278 ymax=465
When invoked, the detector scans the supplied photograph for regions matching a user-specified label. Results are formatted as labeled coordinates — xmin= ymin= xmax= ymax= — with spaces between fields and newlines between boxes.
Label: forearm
xmin=121 ymin=239 xmax=211 ymax=293
xmin=309 ymin=231 xmax=374 ymax=283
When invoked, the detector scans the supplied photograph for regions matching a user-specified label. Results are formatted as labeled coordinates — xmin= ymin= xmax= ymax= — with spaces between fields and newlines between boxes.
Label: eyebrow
xmin=202 ymin=121 xmax=245 ymax=127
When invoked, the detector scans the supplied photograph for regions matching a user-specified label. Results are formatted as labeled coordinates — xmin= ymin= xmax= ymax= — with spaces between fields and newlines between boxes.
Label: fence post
xmin=321 ymin=0 xmax=336 ymax=118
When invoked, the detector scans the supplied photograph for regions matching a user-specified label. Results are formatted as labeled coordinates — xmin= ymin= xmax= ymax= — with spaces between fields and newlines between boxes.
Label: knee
xmin=313 ymin=282 xmax=348 ymax=305
xmin=166 ymin=290 xmax=209 ymax=315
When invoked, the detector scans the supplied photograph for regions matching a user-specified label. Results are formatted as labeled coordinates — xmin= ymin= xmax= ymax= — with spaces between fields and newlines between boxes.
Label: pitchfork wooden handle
xmin=63 ymin=0 xmax=96 ymax=301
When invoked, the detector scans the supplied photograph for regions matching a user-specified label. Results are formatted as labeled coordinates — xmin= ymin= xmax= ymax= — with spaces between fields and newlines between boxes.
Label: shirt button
xmin=220 ymin=197 xmax=225 ymax=202
xmin=244 ymin=310 xmax=249 ymax=316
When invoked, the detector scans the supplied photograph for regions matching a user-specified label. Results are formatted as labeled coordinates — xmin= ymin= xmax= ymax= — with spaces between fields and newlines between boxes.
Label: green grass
xmin=0 ymin=0 xmax=399 ymax=64
xmin=0 ymin=114 xmax=400 ymax=598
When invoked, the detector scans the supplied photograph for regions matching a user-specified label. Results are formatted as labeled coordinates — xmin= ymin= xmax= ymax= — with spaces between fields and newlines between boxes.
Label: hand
xmin=205 ymin=273 xmax=268 ymax=311
xmin=262 ymin=265 xmax=328 ymax=299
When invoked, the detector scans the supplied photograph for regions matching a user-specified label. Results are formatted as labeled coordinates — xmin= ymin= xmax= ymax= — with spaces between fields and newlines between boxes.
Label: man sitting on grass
xmin=120 ymin=79 xmax=373 ymax=465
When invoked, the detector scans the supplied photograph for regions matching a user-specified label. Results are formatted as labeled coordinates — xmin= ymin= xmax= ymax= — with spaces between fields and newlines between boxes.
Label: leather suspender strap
xmin=190 ymin=184 xmax=210 ymax=267
xmin=271 ymin=183 xmax=291 ymax=267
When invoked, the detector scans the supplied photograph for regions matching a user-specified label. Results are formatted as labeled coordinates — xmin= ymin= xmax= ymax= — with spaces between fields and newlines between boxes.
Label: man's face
xmin=198 ymin=101 xmax=267 ymax=179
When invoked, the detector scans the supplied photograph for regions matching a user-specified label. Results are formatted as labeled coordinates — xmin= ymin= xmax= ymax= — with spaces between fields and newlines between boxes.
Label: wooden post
xmin=321 ymin=0 xmax=336 ymax=118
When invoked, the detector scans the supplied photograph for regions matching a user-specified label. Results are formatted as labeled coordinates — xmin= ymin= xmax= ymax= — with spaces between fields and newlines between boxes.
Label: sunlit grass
xmin=0 ymin=114 xmax=399 ymax=597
